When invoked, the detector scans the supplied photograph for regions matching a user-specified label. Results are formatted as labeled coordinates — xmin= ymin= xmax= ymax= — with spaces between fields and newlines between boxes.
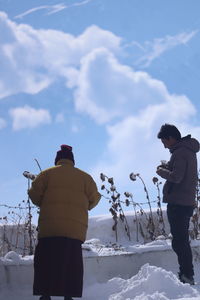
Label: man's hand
xmin=156 ymin=160 xmax=169 ymax=176
xmin=156 ymin=167 xmax=164 ymax=176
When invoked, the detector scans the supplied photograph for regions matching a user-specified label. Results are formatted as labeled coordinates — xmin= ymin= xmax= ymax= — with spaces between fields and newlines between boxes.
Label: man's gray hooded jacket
xmin=157 ymin=135 xmax=199 ymax=206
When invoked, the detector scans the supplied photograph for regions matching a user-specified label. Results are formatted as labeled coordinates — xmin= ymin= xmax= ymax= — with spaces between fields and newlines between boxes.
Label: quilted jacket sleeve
xmin=86 ymin=176 xmax=101 ymax=211
xmin=28 ymin=171 xmax=48 ymax=207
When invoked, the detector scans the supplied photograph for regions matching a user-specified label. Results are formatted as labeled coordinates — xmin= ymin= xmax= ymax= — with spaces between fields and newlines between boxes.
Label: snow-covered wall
xmin=0 ymin=248 xmax=176 ymax=290
xmin=1 ymin=210 xmax=200 ymax=297
xmin=1 ymin=245 xmax=200 ymax=291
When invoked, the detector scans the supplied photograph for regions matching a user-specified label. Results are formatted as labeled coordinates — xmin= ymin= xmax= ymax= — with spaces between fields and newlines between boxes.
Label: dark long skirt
xmin=33 ymin=236 xmax=83 ymax=297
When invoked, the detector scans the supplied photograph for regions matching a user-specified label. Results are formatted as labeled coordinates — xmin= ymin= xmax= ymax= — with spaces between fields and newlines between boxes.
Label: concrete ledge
xmin=2 ymin=246 xmax=200 ymax=290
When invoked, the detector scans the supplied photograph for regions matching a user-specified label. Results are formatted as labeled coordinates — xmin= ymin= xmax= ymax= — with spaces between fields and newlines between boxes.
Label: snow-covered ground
xmin=1 ymin=211 xmax=200 ymax=300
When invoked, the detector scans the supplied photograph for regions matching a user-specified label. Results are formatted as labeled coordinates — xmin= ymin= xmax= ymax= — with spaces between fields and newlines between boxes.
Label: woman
xmin=29 ymin=145 xmax=101 ymax=300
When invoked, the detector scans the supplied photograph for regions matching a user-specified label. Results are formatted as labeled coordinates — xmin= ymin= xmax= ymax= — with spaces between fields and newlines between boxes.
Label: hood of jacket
xmin=170 ymin=135 xmax=200 ymax=154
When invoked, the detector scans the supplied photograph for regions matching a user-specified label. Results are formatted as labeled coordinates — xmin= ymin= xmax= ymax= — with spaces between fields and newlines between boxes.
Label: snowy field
xmin=1 ymin=211 xmax=200 ymax=300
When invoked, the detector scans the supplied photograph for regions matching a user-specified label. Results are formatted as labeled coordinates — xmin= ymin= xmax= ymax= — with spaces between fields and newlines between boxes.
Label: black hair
xmin=157 ymin=124 xmax=181 ymax=140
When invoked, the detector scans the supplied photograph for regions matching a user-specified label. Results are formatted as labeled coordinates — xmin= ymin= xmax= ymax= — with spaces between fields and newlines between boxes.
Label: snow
xmin=1 ymin=211 xmax=200 ymax=300
xmin=84 ymin=264 xmax=199 ymax=300
xmin=1 ymin=251 xmax=33 ymax=265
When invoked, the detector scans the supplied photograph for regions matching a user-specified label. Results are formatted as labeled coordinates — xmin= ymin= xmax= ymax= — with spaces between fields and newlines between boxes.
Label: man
xmin=156 ymin=124 xmax=199 ymax=285
xmin=28 ymin=145 xmax=101 ymax=300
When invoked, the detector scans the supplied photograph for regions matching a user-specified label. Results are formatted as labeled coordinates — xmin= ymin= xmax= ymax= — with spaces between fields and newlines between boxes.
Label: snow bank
xmin=84 ymin=264 xmax=200 ymax=300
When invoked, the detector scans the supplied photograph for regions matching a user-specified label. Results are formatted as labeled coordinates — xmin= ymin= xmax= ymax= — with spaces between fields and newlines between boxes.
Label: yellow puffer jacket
xmin=28 ymin=159 xmax=101 ymax=242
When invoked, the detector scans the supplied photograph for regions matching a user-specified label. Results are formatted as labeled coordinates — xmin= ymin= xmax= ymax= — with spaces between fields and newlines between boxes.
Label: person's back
xmin=29 ymin=157 xmax=100 ymax=241
xmin=28 ymin=145 xmax=101 ymax=300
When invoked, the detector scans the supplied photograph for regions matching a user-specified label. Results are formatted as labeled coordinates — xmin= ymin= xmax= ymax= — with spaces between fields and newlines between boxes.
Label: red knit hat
xmin=54 ymin=145 xmax=75 ymax=165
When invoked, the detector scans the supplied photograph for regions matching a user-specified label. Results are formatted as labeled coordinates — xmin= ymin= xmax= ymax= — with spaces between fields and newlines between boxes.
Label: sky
xmin=0 ymin=0 xmax=200 ymax=217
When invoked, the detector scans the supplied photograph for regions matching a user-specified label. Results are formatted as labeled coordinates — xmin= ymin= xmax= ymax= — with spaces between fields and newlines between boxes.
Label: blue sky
xmin=0 ymin=0 xmax=200 ymax=218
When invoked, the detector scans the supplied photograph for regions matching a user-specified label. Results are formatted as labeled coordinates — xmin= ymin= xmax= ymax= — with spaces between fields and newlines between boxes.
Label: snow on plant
xmin=100 ymin=170 xmax=200 ymax=244
xmin=100 ymin=172 xmax=158 ymax=243
xmin=130 ymin=172 xmax=155 ymax=240
xmin=151 ymin=176 xmax=167 ymax=238
xmin=100 ymin=173 xmax=131 ymax=242
xmin=0 ymin=160 xmax=41 ymax=256
xmin=0 ymin=200 xmax=37 ymax=256
xmin=191 ymin=171 xmax=200 ymax=240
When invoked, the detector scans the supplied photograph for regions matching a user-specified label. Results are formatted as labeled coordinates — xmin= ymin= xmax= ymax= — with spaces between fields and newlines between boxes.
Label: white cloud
xmin=71 ymin=35 xmax=200 ymax=190
xmin=1 ymin=10 xmax=200 ymax=181
xmin=15 ymin=4 xmax=66 ymax=19
xmin=73 ymin=47 xmax=181 ymax=124
xmin=135 ymin=31 xmax=198 ymax=67
xmin=2 ymin=12 xmax=197 ymax=131
xmin=0 ymin=12 xmax=53 ymax=98
xmin=0 ymin=12 xmax=121 ymax=99
xmin=15 ymin=0 xmax=93 ymax=19
xmin=9 ymin=106 xmax=51 ymax=130
xmin=91 ymin=86 xmax=200 ymax=190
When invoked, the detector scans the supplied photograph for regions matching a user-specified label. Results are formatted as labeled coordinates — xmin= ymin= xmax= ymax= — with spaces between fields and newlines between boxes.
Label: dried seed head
xmin=152 ymin=177 xmax=158 ymax=184
xmin=100 ymin=173 xmax=106 ymax=181
xmin=130 ymin=173 xmax=137 ymax=181
xmin=110 ymin=185 xmax=116 ymax=192
xmin=108 ymin=177 xmax=114 ymax=185
xmin=124 ymin=191 xmax=130 ymax=197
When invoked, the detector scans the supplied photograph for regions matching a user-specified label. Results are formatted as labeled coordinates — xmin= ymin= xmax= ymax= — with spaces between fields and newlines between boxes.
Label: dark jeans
xmin=167 ymin=204 xmax=194 ymax=277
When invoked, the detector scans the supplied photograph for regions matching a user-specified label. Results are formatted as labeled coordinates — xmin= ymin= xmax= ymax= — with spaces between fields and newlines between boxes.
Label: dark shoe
xmin=178 ymin=271 xmax=182 ymax=280
xmin=39 ymin=296 xmax=51 ymax=300
xmin=64 ymin=297 xmax=74 ymax=300
xmin=179 ymin=274 xmax=194 ymax=285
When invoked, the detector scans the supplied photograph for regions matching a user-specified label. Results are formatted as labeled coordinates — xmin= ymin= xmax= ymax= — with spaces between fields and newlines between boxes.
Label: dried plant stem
xmin=155 ymin=181 xmax=166 ymax=236
xmin=137 ymin=175 xmax=155 ymax=239
xmin=34 ymin=158 xmax=42 ymax=172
